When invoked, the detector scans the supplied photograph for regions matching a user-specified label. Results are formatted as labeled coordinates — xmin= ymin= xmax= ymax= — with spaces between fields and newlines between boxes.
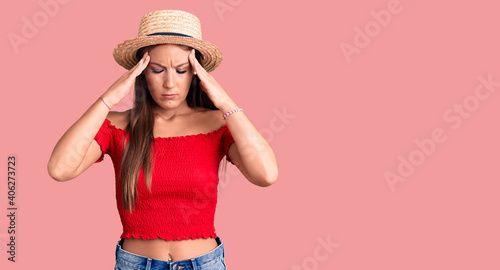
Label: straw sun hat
xmin=112 ymin=10 xmax=223 ymax=72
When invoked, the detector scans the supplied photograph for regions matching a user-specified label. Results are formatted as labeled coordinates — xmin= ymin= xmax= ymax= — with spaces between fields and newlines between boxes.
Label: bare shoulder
xmin=201 ymin=109 xmax=226 ymax=129
xmin=106 ymin=109 xmax=130 ymax=130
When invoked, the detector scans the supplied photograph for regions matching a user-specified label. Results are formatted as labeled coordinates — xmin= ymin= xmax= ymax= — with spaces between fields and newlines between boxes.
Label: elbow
xmin=261 ymin=153 xmax=278 ymax=187
xmin=47 ymin=160 xmax=71 ymax=182
xmin=48 ymin=170 xmax=62 ymax=182
xmin=267 ymin=170 xmax=279 ymax=186
xmin=260 ymin=168 xmax=278 ymax=187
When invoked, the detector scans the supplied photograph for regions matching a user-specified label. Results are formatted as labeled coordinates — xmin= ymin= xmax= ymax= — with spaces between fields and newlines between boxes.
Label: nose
xmin=163 ymin=69 xmax=175 ymax=89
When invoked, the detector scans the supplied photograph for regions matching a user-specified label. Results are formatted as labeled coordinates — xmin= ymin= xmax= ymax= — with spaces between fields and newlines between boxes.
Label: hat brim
xmin=113 ymin=36 xmax=223 ymax=72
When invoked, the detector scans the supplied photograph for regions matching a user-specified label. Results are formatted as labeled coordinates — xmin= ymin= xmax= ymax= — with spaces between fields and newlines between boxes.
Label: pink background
xmin=1 ymin=0 xmax=500 ymax=269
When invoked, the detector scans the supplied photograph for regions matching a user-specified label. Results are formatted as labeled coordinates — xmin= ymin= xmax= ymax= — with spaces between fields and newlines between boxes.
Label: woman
xmin=47 ymin=9 xmax=278 ymax=270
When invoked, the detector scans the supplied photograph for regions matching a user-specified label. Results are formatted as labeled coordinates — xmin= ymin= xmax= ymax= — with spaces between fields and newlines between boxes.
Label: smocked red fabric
xmin=93 ymin=118 xmax=235 ymax=241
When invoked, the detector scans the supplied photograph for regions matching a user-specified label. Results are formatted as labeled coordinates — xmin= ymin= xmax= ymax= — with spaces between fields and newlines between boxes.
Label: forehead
xmin=148 ymin=44 xmax=190 ymax=56
xmin=147 ymin=44 xmax=190 ymax=66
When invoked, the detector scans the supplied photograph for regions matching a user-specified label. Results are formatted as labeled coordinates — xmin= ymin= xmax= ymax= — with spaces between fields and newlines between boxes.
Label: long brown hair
xmin=119 ymin=45 xmax=226 ymax=213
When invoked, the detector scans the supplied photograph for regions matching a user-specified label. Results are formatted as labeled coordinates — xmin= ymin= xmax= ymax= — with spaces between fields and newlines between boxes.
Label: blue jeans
xmin=114 ymin=236 xmax=227 ymax=270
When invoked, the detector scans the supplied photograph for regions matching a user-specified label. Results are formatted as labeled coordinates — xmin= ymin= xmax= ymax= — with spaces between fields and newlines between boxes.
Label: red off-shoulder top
xmin=93 ymin=117 xmax=235 ymax=241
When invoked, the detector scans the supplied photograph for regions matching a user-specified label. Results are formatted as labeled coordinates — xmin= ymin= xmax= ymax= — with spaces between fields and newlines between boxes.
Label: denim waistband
xmin=115 ymin=236 xmax=224 ymax=270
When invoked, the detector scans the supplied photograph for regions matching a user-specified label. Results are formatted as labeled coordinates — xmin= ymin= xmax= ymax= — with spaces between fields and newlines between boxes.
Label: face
xmin=143 ymin=44 xmax=194 ymax=110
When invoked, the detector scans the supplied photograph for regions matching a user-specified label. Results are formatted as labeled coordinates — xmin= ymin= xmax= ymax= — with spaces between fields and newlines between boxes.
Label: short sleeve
xmin=221 ymin=124 xmax=235 ymax=164
xmin=94 ymin=118 xmax=113 ymax=163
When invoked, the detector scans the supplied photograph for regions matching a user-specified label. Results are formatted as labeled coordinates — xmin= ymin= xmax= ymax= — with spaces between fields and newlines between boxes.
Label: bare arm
xmin=221 ymin=100 xmax=279 ymax=187
xmin=47 ymin=51 xmax=151 ymax=181
xmin=187 ymin=48 xmax=278 ymax=187
xmin=47 ymin=97 xmax=112 ymax=181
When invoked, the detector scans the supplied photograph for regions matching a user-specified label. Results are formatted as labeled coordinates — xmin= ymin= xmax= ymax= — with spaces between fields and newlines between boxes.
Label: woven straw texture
xmin=113 ymin=10 xmax=222 ymax=72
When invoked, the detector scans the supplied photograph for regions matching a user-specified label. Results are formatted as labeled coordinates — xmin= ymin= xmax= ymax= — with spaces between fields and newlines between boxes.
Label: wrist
xmin=219 ymin=100 xmax=239 ymax=115
xmin=100 ymin=93 xmax=116 ymax=109
xmin=223 ymin=108 xmax=243 ymax=120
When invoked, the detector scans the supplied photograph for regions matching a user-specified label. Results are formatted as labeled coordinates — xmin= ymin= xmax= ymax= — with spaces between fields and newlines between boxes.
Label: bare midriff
xmin=121 ymin=237 xmax=219 ymax=262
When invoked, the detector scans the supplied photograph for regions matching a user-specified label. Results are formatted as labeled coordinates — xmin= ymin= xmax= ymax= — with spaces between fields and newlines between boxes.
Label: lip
xmin=162 ymin=94 xmax=178 ymax=98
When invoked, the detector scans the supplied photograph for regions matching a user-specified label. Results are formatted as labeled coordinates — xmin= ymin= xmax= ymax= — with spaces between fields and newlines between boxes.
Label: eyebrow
xmin=150 ymin=62 xmax=189 ymax=68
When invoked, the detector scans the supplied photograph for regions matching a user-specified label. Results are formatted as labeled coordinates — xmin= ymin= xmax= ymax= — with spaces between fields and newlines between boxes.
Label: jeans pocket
xmin=200 ymin=257 xmax=226 ymax=270
xmin=214 ymin=257 xmax=227 ymax=270
xmin=114 ymin=260 xmax=144 ymax=270
xmin=220 ymin=258 xmax=227 ymax=270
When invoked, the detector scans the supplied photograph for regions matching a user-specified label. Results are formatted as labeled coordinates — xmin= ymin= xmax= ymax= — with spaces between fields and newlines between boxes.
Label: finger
xmin=132 ymin=52 xmax=150 ymax=76
xmin=128 ymin=59 xmax=144 ymax=78
xmin=188 ymin=49 xmax=198 ymax=75
xmin=131 ymin=51 xmax=148 ymax=69
xmin=127 ymin=57 xmax=144 ymax=77
xmin=189 ymin=50 xmax=208 ymax=79
xmin=138 ymin=53 xmax=150 ymax=74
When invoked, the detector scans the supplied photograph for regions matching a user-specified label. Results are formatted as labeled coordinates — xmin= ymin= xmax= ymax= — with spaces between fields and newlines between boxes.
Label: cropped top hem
xmin=120 ymin=231 xmax=218 ymax=241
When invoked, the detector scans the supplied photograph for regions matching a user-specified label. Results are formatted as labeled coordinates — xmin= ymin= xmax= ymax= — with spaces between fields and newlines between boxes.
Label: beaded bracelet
xmin=223 ymin=108 xmax=243 ymax=119
xmin=100 ymin=96 xmax=111 ymax=109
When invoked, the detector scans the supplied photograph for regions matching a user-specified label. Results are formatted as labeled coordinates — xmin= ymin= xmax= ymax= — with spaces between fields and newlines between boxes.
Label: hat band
xmin=146 ymin=32 xmax=193 ymax=38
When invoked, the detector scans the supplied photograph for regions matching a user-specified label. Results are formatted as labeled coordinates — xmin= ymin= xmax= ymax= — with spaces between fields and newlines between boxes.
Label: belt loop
xmin=191 ymin=258 xmax=197 ymax=270
xmin=145 ymin=258 xmax=152 ymax=270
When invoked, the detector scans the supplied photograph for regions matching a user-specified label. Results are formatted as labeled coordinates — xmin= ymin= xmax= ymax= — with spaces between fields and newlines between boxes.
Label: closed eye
xmin=152 ymin=69 xmax=187 ymax=74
